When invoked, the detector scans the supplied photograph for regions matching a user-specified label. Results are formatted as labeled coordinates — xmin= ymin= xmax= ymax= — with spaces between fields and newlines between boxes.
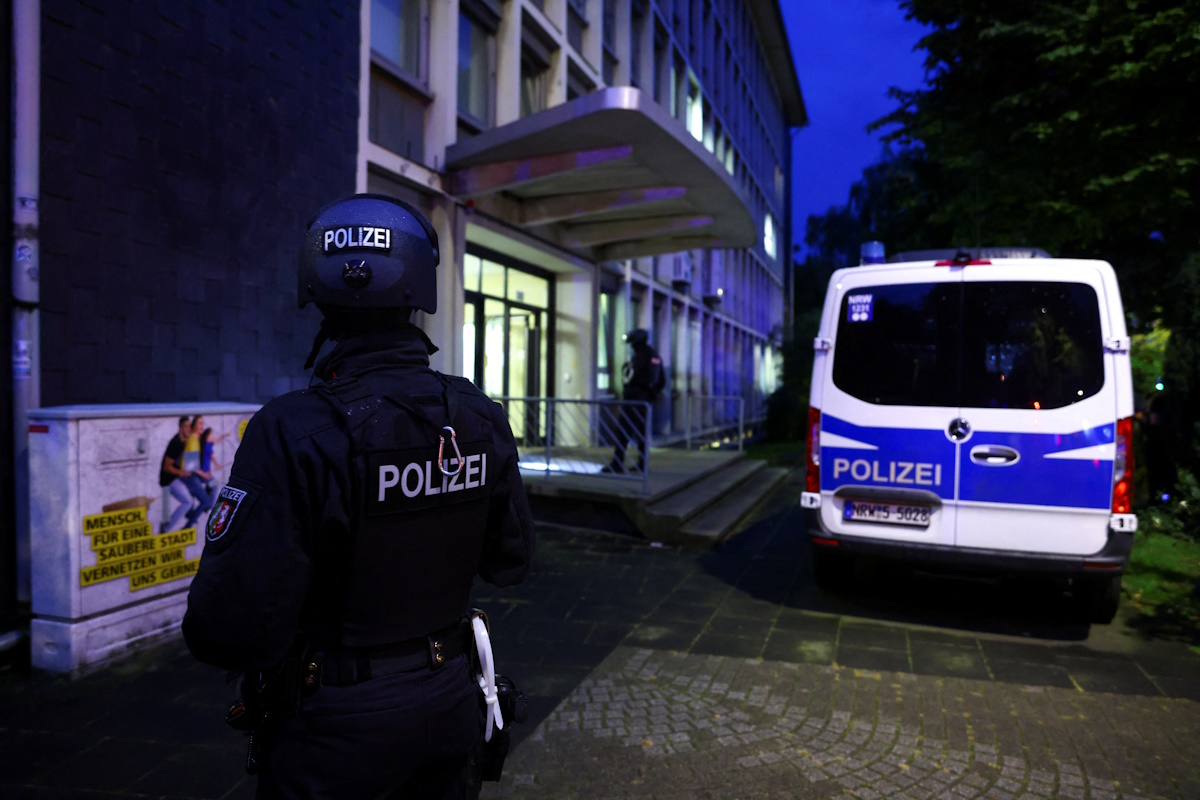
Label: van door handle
xmin=969 ymin=445 xmax=1020 ymax=466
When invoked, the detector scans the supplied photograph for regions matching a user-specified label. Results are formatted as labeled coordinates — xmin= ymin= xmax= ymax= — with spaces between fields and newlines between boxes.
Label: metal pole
xmin=642 ymin=401 xmax=650 ymax=495
xmin=738 ymin=398 xmax=744 ymax=451
xmin=12 ymin=0 xmax=41 ymax=605
xmin=544 ymin=399 xmax=552 ymax=481
xmin=684 ymin=393 xmax=690 ymax=450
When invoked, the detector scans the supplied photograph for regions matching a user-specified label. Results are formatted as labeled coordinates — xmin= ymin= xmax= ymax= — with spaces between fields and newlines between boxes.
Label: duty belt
xmin=311 ymin=620 xmax=471 ymax=687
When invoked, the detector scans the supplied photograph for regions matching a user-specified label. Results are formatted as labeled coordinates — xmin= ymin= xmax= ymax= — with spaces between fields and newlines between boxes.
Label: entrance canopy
xmin=446 ymin=88 xmax=756 ymax=262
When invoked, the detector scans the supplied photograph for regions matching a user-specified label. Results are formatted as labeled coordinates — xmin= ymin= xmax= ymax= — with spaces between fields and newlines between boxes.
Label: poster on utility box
xmin=75 ymin=412 xmax=250 ymax=613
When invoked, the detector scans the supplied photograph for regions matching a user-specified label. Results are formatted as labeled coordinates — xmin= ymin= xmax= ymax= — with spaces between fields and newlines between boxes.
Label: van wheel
xmin=1073 ymin=575 xmax=1122 ymax=624
xmin=811 ymin=548 xmax=854 ymax=593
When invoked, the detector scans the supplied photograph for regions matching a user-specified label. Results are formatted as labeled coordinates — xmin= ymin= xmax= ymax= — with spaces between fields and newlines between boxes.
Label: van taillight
xmin=805 ymin=406 xmax=821 ymax=493
xmin=1112 ymin=416 xmax=1134 ymax=513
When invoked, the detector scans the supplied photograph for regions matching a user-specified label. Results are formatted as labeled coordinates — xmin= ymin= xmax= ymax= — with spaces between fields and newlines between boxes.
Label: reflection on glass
xmin=458 ymin=12 xmax=490 ymax=121
xmin=598 ymin=294 xmax=611 ymax=392
xmin=506 ymin=270 xmax=548 ymax=307
xmin=483 ymin=299 xmax=506 ymax=397
xmin=463 ymin=253 xmax=482 ymax=294
xmin=480 ymin=259 xmax=506 ymax=298
xmin=462 ymin=302 xmax=476 ymax=381
xmin=372 ymin=0 xmax=421 ymax=75
xmin=508 ymin=310 xmax=531 ymax=438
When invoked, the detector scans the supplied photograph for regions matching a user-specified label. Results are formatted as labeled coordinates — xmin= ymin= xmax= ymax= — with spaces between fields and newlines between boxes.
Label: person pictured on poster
xmin=159 ymin=416 xmax=200 ymax=533
xmin=178 ymin=419 xmax=219 ymax=525
xmin=196 ymin=417 xmax=232 ymax=489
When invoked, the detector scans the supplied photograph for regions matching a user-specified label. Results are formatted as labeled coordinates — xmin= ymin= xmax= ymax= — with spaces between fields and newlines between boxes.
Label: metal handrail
xmin=682 ymin=394 xmax=745 ymax=451
xmin=493 ymin=397 xmax=652 ymax=495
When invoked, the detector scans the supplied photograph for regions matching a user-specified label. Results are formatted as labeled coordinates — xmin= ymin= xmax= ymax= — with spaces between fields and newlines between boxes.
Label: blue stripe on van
xmin=820 ymin=414 xmax=1113 ymax=510
xmin=820 ymin=415 xmax=956 ymax=500
xmin=959 ymin=425 xmax=1113 ymax=509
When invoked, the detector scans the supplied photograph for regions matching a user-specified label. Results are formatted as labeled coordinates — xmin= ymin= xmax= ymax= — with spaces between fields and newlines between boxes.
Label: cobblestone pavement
xmin=482 ymin=647 xmax=1200 ymax=800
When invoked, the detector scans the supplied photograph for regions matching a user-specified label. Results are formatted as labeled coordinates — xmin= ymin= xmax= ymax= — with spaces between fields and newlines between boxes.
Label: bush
xmin=764 ymin=385 xmax=803 ymax=441
xmin=1140 ymin=469 xmax=1200 ymax=543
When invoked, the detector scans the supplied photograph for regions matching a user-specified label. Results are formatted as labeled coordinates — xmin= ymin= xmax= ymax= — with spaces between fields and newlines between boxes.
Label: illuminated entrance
xmin=461 ymin=250 xmax=552 ymax=438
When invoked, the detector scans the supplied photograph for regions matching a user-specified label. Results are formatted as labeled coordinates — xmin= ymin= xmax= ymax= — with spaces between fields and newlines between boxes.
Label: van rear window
xmin=832 ymin=281 xmax=1105 ymax=409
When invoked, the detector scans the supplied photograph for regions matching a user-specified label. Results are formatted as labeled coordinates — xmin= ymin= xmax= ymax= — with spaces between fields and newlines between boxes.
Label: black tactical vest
xmin=310 ymin=369 xmax=499 ymax=648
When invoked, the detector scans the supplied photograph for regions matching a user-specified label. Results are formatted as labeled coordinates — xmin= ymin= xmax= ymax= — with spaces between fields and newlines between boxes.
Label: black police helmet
xmin=624 ymin=329 xmax=649 ymax=347
xmin=299 ymin=194 xmax=439 ymax=314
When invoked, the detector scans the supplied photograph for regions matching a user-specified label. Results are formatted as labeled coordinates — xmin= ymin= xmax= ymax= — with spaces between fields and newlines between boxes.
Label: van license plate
xmin=843 ymin=500 xmax=930 ymax=527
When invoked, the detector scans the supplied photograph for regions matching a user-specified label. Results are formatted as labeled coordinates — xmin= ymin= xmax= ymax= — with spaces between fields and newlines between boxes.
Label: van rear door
xmin=954 ymin=263 xmax=1116 ymax=555
xmin=817 ymin=266 xmax=962 ymax=548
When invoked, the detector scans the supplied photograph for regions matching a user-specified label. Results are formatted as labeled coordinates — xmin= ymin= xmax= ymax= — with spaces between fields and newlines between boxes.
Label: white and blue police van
xmin=801 ymin=245 xmax=1137 ymax=623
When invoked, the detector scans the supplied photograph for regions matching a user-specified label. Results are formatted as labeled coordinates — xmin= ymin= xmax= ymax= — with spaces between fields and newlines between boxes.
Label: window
xmin=520 ymin=47 xmax=550 ymax=117
xmin=833 ymin=282 xmax=962 ymax=408
xmin=960 ymin=282 xmax=1104 ymax=409
xmin=763 ymin=213 xmax=776 ymax=259
xmin=602 ymin=0 xmax=616 ymax=51
xmin=832 ymin=281 xmax=1104 ymax=409
xmin=568 ymin=1 xmax=588 ymax=54
xmin=372 ymin=0 xmax=423 ymax=79
xmin=567 ymin=59 xmax=595 ymax=101
xmin=630 ymin=4 xmax=645 ymax=84
xmin=653 ymin=21 xmax=668 ymax=104
xmin=458 ymin=11 xmax=493 ymax=125
xmin=669 ymin=57 xmax=680 ymax=118
xmin=703 ymin=100 xmax=714 ymax=153
xmin=686 ymin=76 xmax=703 ymax=141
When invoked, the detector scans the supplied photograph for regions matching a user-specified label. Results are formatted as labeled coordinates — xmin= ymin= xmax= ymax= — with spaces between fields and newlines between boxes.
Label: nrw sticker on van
xmin=847 ymin=293 xmax=873 ymax=322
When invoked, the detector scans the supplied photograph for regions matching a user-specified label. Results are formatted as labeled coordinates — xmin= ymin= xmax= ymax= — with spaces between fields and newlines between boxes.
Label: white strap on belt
xmin=472 ymin=615 xmax=503 ymax=741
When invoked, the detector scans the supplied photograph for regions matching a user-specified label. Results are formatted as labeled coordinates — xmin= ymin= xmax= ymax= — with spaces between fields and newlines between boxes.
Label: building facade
xmin=7 ymin=0 xmax=804 ymax=602
xmin=368 ymin=0 xmax=807 ymax=441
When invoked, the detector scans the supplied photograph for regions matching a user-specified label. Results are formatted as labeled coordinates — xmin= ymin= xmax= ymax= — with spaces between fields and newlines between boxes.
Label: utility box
xmin=27 ymin=403 xmax=260 ymax=676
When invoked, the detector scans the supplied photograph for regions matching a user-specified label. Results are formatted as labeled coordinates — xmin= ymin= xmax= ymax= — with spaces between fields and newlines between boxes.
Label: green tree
xmin=872 ymin=0 xmax=1200 ymax=321
xmin=1162 ymin=253 xmax=1200 ymax=476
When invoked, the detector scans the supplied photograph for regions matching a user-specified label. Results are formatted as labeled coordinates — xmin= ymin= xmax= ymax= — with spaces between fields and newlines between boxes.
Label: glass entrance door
xmin=461 ymin=251 xmax=552 ymax=443
xmin=465 ymin=294 xmax=545 ymax=399
xmin=464 ymin=293 xmax=547 ymax=443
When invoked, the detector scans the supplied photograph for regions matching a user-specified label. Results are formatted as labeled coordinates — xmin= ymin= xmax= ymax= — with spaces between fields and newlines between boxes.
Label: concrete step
xmin=642 ymin=458 xmax=767 ymax=526
xmin=675 ymin=467 xmax=790 ymax=547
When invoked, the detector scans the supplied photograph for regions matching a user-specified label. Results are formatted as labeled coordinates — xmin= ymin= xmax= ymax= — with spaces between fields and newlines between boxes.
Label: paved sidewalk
xmin=482 ymin=647 xmax=1200 ymax=800
xmin=1 ymin=471 xmax=1198 ymax=799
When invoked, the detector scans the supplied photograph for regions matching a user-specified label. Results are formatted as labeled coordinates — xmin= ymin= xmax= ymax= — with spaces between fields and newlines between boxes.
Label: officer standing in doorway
xmin=604 ymin=328 xmax=666 ymax=474
xmin=183 ymin=194 xmax=535 ymax=798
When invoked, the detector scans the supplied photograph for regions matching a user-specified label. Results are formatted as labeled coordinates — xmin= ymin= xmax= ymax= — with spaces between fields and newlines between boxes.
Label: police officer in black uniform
xmin=604 ymin=328 xmax=666 ymax=474
xmin=183 ymin=194 xmax=535 ymax=799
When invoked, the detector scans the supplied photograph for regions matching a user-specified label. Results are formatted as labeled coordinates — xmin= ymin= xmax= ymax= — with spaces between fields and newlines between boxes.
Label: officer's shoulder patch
xmin=204 ymin=480 xmax=260 ymax=552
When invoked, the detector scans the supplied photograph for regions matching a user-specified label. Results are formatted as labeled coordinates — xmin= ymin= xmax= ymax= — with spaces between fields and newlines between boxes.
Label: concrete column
xmin=612 ymin=0 xmax=631 ymax=86
xmin=426 ymin=0 xmax=462 ymax=172
xmin=424 ymin=196 xmax=466 ymax=376
xmin=495 ymin=0 xmax=522 ymax=126
xmin=553 ymin=267 xmax=596 ymax=401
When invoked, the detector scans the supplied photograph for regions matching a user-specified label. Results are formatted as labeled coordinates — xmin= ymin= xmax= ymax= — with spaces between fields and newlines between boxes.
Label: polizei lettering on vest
xmin=323 ymin=226 xmax=392 ymax=253
xmin=831 ymin=457 xmax=942 ymax=487
xmin=376 ymin=452 xmax=488 ymax=505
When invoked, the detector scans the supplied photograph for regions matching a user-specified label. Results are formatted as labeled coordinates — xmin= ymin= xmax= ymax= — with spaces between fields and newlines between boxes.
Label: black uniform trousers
xmin=257 ymin=654 xmax=482 ymax=800
xmin=606 ymin=401 xmax=650 ymax=474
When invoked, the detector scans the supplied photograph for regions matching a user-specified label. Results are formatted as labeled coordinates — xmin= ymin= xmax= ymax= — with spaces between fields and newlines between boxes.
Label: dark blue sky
xmin=781 ymin=0 xmax=929 ymax=253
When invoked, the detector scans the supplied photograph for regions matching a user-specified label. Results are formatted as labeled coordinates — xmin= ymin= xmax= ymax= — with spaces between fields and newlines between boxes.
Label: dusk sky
xmin=781 ymin=0 xmax=929 ymax=254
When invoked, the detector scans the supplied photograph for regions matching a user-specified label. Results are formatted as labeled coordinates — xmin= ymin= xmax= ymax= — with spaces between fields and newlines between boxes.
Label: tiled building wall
xmin=38 ymin=0 xmax=360 ymax=405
